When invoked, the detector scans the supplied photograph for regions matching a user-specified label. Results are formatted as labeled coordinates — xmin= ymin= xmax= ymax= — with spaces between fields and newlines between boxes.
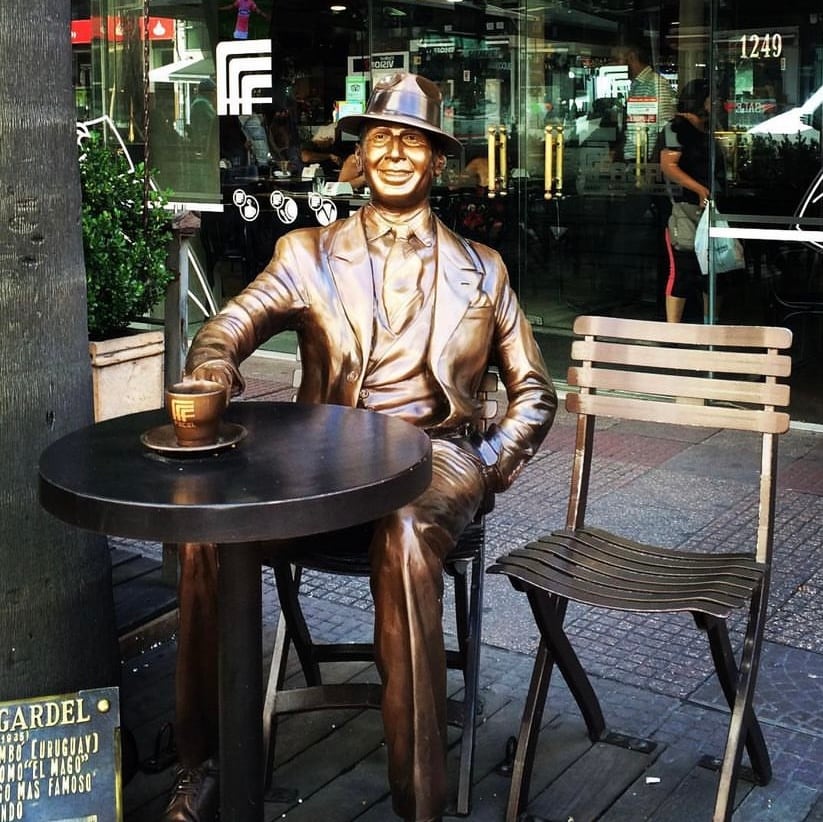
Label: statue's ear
xmin=434 ymin=152 xmax=447 ymax=175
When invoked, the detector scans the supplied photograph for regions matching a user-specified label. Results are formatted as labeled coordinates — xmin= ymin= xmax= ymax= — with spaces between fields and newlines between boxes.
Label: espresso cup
xmin=165 ymin=380 xmax=227 ymax=447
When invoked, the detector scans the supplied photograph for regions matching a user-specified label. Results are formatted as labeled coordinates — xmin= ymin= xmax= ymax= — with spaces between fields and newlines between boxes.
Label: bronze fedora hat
xmin=337 ymin=72 xmax=461 ymax=154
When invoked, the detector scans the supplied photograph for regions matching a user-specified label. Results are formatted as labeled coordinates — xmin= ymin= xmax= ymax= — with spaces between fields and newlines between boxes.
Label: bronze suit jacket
xmin=187 ymin=209 xmax=556 ymax=489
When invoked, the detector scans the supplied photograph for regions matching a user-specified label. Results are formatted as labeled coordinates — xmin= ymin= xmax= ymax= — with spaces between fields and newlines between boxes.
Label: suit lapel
xmin=326 ymin=211 xmax=375 ymax=361
xmin=430 ymin=219 xmax=484 ymax=367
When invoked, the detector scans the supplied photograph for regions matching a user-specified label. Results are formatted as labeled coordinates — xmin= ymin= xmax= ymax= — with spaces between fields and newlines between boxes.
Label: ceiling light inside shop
xmin=330 ymin=4 xmax=346 ymax=10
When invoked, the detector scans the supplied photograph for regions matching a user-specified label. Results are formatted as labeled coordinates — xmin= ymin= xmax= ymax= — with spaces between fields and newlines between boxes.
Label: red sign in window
xmin=70 ymin=19 xmax=92 ymax=44
xmin=147 ymin=18 xmax=174 ymax=40
xmin=71 ymin=17 xmax=174 ymax=45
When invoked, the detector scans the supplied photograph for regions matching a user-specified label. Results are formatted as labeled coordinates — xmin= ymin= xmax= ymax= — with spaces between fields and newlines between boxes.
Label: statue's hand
xmin=186 ymin=363 xmax=235 ymax=403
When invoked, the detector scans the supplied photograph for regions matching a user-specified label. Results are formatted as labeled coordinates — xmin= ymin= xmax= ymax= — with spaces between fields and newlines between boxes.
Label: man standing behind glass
xmin=617 ymin=42 xmax=677 ymax=164
xmin=167 ymin=72 xmax=556 ymax=822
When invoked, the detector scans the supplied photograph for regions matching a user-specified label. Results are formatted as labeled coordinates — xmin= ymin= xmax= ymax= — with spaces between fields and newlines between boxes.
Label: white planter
xmin=89 ymin=330 xmax=165 ymax=422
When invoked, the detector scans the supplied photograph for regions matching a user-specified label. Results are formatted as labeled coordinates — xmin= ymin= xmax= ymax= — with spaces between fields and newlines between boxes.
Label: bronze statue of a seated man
xmin=166 ymin=71 xmax=556 ymax=822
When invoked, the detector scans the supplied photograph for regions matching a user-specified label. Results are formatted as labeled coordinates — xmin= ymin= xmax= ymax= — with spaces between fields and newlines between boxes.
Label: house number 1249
xmin=739 ymin=33 xmax=783 ymax=59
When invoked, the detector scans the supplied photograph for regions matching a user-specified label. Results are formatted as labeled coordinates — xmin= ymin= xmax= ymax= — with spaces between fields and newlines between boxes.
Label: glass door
xmin=516 ymin=2 xmax=769 ymax=377
xmin=514 ymin=2 xmax=672 ymax=374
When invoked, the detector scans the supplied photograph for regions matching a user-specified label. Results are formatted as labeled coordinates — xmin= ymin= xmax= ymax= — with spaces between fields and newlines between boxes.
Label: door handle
xmin=635 ymin=125 xmax=648 ymax=188
xmin=486 ymin=124 xmax=508 ymax=198
xmin=544 ymin=125 xmax=564 ymax=200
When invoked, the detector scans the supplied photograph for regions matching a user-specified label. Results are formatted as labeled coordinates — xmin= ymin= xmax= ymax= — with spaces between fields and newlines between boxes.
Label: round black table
xmin=39 ymin=401 xmax=432 ymax=822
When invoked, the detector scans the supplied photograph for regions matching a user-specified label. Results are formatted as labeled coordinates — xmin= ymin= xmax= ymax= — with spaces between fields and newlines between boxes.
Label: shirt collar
xmin=363 ymin=203 xmax=434 ymax=248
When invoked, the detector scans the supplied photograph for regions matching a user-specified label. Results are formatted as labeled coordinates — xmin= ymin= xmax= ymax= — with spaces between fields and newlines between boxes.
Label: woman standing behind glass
xmin=660 ymin=79 xmax=717 ymax=323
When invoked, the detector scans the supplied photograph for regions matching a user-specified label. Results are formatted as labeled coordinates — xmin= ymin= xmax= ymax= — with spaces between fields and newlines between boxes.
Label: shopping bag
xmin=695 ymin=206 xmax=745 ymax=275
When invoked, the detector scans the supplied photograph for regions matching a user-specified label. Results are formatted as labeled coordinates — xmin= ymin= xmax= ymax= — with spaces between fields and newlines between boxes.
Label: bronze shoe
xmin=162 ymin=758 xmax=219 ymax=822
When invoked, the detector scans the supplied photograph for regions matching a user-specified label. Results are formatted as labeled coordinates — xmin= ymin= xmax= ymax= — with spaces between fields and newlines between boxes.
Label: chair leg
xmin=454 ymin=552 xmax=483 ymax=816
xmin=708 ymin=589 xmax=772 ymax=822
xmin=505 ymin=588 xmax=607 ymax=821
xmin=273 ymin=564 xmax=322 ymax=685
xmin=262 ymin=607 xmax=290 ymax=788
xmin=451 ymin=559 xmax=470 ymax=664
xmin=530 ymin=591 xmax=606 ymax=742
xmin=697 ymin=612 xmax=771 ymax=787
xmin=505 ymin=638 xmax=554 ymax=822
xmin=264 ymin=562 xmax=329 ymax=785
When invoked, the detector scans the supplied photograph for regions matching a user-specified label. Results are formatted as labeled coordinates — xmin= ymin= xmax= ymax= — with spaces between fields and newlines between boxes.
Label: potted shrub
xmin=79 ymin=132 xmax=175 ymax=420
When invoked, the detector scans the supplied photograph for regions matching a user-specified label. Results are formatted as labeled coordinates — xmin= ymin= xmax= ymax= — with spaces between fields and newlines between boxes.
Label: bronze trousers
xmin=175 ymin=440 xmax=486 ymax=822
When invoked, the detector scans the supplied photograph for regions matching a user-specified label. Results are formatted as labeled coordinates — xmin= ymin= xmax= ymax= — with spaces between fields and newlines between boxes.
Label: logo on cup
xmin=170 ymin=398 xmax=197 ymax=426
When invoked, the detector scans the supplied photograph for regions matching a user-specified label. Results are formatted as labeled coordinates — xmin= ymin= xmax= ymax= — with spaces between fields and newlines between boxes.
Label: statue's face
xmin=358 ymin=124 xmax=446 ymax=212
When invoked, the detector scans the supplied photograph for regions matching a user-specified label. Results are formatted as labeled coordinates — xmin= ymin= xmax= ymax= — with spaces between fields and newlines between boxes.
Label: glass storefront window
xmin=70 ymin=0 xmax=823 ymax=421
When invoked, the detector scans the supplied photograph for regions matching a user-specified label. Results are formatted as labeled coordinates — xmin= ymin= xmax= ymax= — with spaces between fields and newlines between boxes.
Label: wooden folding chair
xmin=488 ymin=315 xmax=792 ymax=822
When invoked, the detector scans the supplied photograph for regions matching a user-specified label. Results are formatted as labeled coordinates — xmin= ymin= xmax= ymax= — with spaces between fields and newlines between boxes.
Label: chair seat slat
xmin=572 ymin=526 xmax=755 ymax=562
xmin=513 ymin=541 xmax=761 ymax=590
xmin=488 ymin=558 xmax=746 ymax=620
xmin=494 ymin=553 xmax=754 ymax=610
xmin=514 ymin=531 xmax=763 ymax=591
xmin=541 ymin=528 xmax=763 ymax=577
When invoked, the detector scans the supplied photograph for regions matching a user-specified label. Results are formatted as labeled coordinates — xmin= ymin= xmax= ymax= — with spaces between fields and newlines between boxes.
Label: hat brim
xmin=336 ymin=112 xmax=462 ymax=155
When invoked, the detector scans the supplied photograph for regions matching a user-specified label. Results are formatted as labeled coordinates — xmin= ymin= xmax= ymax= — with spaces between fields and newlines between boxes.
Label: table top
xmin=39 ymin=402 xmax=432 ymax=544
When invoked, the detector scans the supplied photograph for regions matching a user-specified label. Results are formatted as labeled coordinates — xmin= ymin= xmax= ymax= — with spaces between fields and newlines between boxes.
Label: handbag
xmin=695 ymin=205 xmax=745 ymax=275
xmin=667 ymin=201 xmax=701 ymax=251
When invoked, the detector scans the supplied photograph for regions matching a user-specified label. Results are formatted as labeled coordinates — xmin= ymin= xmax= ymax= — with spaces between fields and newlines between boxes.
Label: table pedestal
xmin=219 ymin=545 xmax=264 ymax=821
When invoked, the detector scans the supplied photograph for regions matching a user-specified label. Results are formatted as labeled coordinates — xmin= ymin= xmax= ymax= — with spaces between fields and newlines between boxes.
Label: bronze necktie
xmin=382 ymin=225 xmax=423 ymax=335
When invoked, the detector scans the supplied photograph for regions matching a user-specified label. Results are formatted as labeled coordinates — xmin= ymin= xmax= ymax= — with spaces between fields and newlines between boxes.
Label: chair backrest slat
xmin=568 ymin=366 xmax=791 ymax=409
xmin=479 ymin=371 xmax=499 ymax=393
xmin=571 ymin=339 xmax=791 ymax=378
xmin=567 ymin=391 xmax=790 ymax=435
xmin=573 ymin=315 xmax=793 ymax=350
xmin=476 ymin=371 xmax=500 ymax=433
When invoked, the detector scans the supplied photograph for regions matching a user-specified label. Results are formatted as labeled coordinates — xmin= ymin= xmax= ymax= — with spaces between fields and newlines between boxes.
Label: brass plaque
xmin=0 ymin=686 xmax=121 ymax=821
